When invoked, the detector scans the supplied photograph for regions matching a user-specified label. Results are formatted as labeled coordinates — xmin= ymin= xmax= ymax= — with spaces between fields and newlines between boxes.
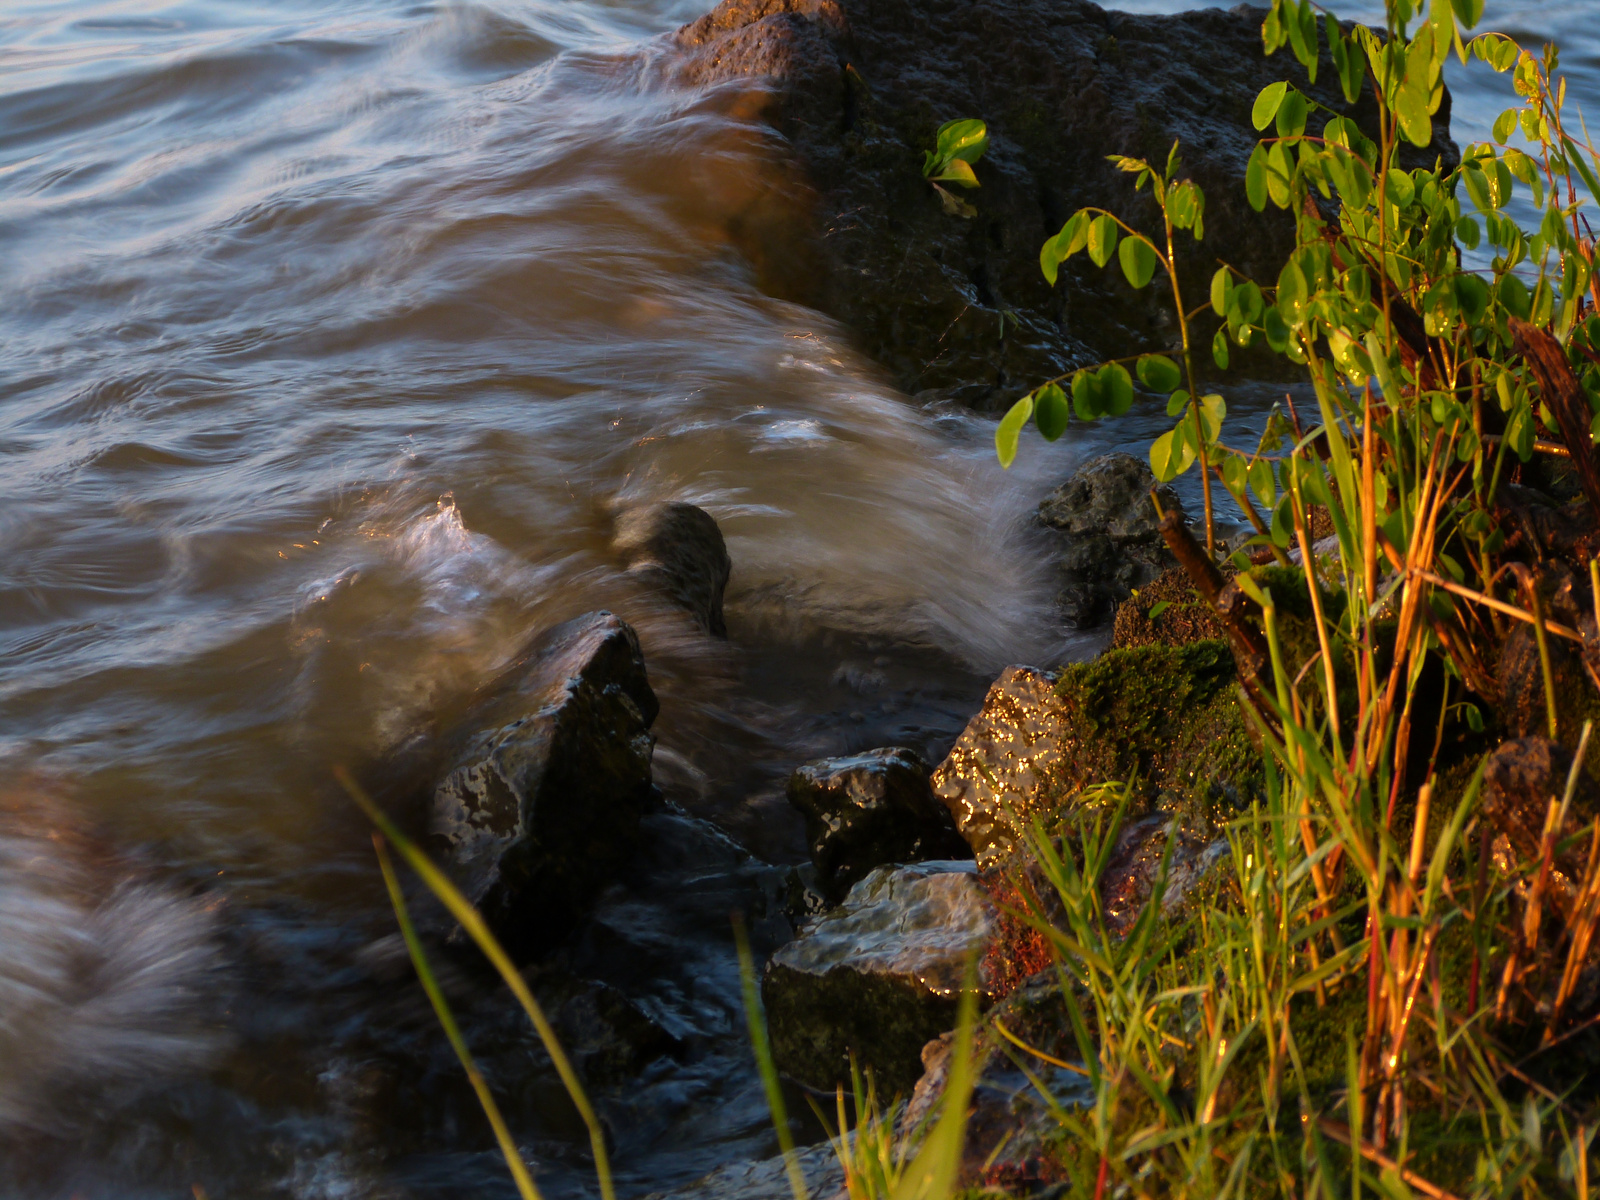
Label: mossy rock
xmin=933 ymin=640 xmax=1259 ymax=866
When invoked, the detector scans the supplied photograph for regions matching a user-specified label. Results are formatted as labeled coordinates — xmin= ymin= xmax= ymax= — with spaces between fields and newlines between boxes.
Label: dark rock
xmin=672 ymin=0 xmax=1456 ymax=404
xmin=762 ymin=861 xmax=994 ymax=1093
xmin=1039 ymin=453 xmax=1181 ymax=628
xmin=1095 ymin=814 xmax=1229 ymax=938
xmin=1039 ymin=453 xmax=1177 ymax=542
xmin=615 ymin=502 xmax=732 ymax=637
xmin=641 ymin=1141 xmax=845 ymax=1200
xmin=787 ymin=747 xmax=973 ymax=899
xmin=430 ymin=611 xmax=659 ymax=958
xmin=1482 ymin=736 xmax=1599 ymax=879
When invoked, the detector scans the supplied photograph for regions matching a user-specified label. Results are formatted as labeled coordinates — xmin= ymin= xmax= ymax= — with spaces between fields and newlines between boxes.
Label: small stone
xmin=762 ymin=862 xmax=994 ymax=1093
xmin=786 ymin=747 xmax=972 ymax=899
xmin=1482 ymin=736 xmax=1598 ymax=878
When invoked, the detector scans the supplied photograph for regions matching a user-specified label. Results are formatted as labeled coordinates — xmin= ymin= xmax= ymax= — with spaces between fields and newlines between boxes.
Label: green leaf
xmin=995 ymin=394 xmax=1033 ymax=468
xmin=1210 ymin=267 xmax=1232 ymax=317
xmin=1212 ymin=326 xmax=1231 ymax=370
xmin=1454 ymin=214 xmax=1481 ymax=249
xmin=1276 ymin=89 xmax=1309 ymax=138
xmin=1277 ymin=258 xmax=1309 ymax=325
xmin=1456 ymin=273 xmax=1490 ymax=322
xmin=930 ymin=158 xmax=979 ymax=188
xmin=1119 ymin=235 xmax=1158 ymax=288
xmin=1563 ymin=135 xmax=1600 ymax=205
xmin=1506 ymin=400 xmax=1534 ymax=461
xmin=1167 ymin=388 xmax=1191 ymax=417
xmin=1492 ymin=107 xmax=1518 ymax=144
xmin=1137 ymin=354 xmax=1183 ymax=393
xmin=1197 ymin=392 xmax=1226 ymax=442
xmin=935 ymin=119 xmax=989 ymax=165
xmin=1249 ymin=457 xmax=1275 ymax=507
xmin=1071 ymin=370 xmax=1101 ymax=420
xmin=1147 ymin=600 xmax=1172 ymax=621
xmin=1498 ymin=272 xmax=1531 ymax=320
xmin=1266 ymin=142 xmax=1293 ymax=207
xmin=1150 ymin=426 xmax=1196 ymax=481
xmin=1395 ymin=80 xmax=1433 ymax=147
xmin=1451 ymin=0 xmax=1484 ymax=26
xmin=1088 ymin=214 xmax=1119 ymax=268
xmin=1166 ymin=180 xmax=1204 ymax=234
xmin=1100 ymin=363 xmax=1135 ymax=417
xmin=1033 ymin=383 xmax=1070 ymax=441
xmin=1246 ymin=144 xmax=1269 ymax=211
xmin=1461 ymin=162 xmax=1494 ymax=212
xmin=1287 ymin=0 xmax=1318 ymax=81
xmin=1384 ymin=168 xmax=1416 ymax=209
xmin=1264 ymin=303 xmax=1291 ymax=352
xmin=1040 ymin=212 xmax=1089 ymax=285
xmin=1253 ymin=81 xmax=1289 ymax=131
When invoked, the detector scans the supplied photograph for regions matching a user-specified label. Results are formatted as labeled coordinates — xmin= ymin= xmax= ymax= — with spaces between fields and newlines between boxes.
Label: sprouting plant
xmin=922 ymin=119 xmax=988 ymax=218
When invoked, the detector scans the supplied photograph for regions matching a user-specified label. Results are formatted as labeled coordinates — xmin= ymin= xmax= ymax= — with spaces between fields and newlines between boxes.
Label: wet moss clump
xmin=1050 ymin=639 xmax=1261 ymax=830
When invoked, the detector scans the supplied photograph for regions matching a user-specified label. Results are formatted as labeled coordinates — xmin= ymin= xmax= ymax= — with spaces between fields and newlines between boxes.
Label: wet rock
xmin=1482 ymin=736 xmax=1599 ymax=879
xmin=615 ymin=502 xmax=732 ymax=637
xmin=642 ymin=1141 xmax=845 ymax=1200
xmin=431 ymin=611 xmax=659 ymax=958
xmin=787 ymin=747 xmax=973 ymax=900
xmin=930 ymin=666 xmax=1073 ymax=870
xmin=672 ymin=0 xmax=1456 ymax=403
xmin=1039 ymin=453 xmax=1181 ymax=628
xmin=1096 ymin=813 xmax=1229 ymax=937
xmin=902 ymin=974 xmax=1090 ymax=1194
xmin=932 ymin=641 xmax=1252 ymax=868
xmin=762 ymin=861 xmax=994 ymax=1093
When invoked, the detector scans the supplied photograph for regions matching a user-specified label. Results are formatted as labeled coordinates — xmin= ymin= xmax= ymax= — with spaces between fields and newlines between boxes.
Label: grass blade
xmin=373 ymin=835 xmax=543 ymax=1200
xmin=336 ymin=766 xmax=615 ymax=1200
xmin=733 ymin=913 xmax=810 ymax=1200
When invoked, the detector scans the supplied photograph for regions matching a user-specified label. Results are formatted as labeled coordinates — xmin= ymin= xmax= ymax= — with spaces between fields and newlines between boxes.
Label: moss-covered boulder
xmin=932 ymin=640 xmax=1258 ymax=867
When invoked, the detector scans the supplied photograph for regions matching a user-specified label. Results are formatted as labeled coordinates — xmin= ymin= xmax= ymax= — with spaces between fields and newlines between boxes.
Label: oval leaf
xmin=1071 ymin=370 xmax=1101 ymax=421
xmin=1137 ymin=354 xmax=1182 ymax=393
xmin=995 ymin=395 xmax=1033 ymax=468
xmin=1033 ymin=383 xmax=1070 ymax=441
xmin=1252 ymin=81 xmax=1289 ymax=131
xmin=1100 ymin=363 xmax=1134 ymax=417
xmin=1119 ymin=235 xmax=1158 ymax=288
xmin=1087 ymin=215 xmax=1119 ymax=268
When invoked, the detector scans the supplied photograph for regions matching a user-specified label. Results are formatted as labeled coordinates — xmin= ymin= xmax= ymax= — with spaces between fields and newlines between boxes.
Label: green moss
xmin=1048 ymin=640 xmax=1261 ymax=832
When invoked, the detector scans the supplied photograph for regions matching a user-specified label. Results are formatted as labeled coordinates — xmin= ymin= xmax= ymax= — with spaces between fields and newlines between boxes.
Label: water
xmin=0 ymin=0 xmax=1594 ymax=1195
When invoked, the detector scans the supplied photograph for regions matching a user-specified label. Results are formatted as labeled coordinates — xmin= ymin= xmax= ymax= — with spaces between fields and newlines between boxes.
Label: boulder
xmin=672 ymin=0 xmax=1456 ymax=405
xmin=614 ymin=502 xmax=732 ymax=637
xmin=430 ymin=611 xmax=659 ymax=958
xmin=932 ymin=641 xmax=1254 ymax=868
xmin=1039 ymin=453 xmax=1181 ymax=628
xmin=787 ymin=747 xmax=972 ymax=900
xmin=762 ymin=861 xmax=994 ymax=1093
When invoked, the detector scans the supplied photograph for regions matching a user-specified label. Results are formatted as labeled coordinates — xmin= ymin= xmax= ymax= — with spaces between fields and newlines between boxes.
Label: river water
xmin=0 ymin=0 xmax=1593 ymax=1196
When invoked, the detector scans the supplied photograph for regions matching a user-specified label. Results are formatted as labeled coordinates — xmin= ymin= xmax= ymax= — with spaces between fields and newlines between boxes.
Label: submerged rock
xmin=614 ymin=502 xmax=732 ymax=637
xmin=672 ymin=0 xmax=1455 ymax=403
xmin=762 ymin=861 xmax=994 ymax=1093
xmin=787 ymin=747 xmax=972 ymax=900
xmin=430 ymin=611 xmax=659 ymax=958
xmin=1040 ymin=453 xmax=1181 ymax=628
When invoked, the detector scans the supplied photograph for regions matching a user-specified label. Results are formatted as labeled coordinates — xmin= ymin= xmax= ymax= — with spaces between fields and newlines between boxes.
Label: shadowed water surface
xmin=0 ymin=0 xmax=1593 ymax=1195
